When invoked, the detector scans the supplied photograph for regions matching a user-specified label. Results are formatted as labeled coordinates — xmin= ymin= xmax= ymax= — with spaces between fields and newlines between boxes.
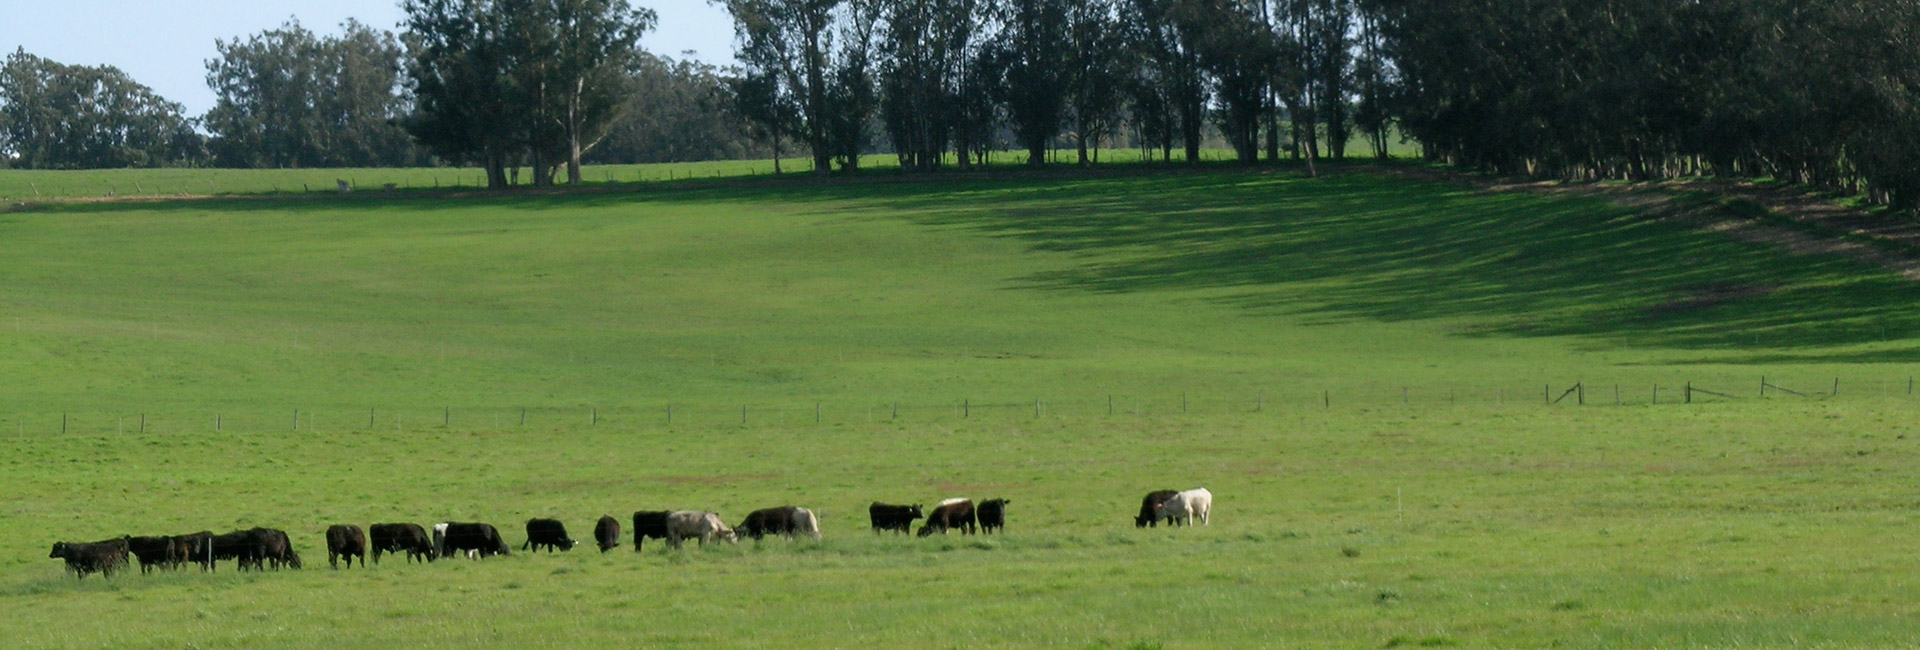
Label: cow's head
xmin=910 ymin=505 xmax=924 ymax=519
xmin=49 ymin=542 xmax=66 ymax=558
xmin=562 ymin=539 xmax=578 ymax=551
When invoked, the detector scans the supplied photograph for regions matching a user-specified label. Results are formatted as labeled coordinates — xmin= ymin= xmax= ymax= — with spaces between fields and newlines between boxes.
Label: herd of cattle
xmin=46 ymin=488 xmax=1213 ymax=579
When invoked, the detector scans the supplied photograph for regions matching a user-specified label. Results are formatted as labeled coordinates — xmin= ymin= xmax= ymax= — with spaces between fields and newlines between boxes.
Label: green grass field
xmin=3 ymin=166 xmax=1919 ymax=648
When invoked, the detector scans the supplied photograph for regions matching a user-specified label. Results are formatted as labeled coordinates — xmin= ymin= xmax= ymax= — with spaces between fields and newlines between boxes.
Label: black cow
xmin=208 ymin=530 xmax=257 ymax=571
xmin=917 ymin=500 xmax=977 ymax=537
xmin=125 ymin=535 xmax=175 ymax=574
xmin=631 ymin=511 xmax=672 ymax=553
xmin=977 ymin=498 xmax=1010 ymax=534
xmin=251 ymin=528 xmax=301 ymax=570
xmin=737 ymin=506 xmax=820 ymax=540
xmin=326 ymin=525 xmax=367 ymax=569
xmin=170 ymin=531 xmax=213 ymax=570
xmin=593 ymin=515 xmax=620 ymax=552
xmin=523 ymin=518 xmax=577 ymax=552
xmin=370 ymin=523 xmax=436 ymax=564
xmin=1135 ymin=489 xmax=1179 ymax=528
xmin=49 ymin=539 xmax=129 ymax=579
xmin=438 ymin=522 xmax=510 ymax=559
xmin=868 ymin=502 xmax=923 ymax=534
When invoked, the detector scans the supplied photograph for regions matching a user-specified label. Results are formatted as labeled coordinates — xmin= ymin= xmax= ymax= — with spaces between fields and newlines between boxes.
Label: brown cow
xmin=917 ymin=499 xmax=977 ymax=537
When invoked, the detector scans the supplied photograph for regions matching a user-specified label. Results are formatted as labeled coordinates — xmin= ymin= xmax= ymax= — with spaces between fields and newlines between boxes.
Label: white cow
xmin=790 ymin=507 xmax=821 ymax=540
xmin=665 ymin=511 xmax=737 ymax=548
xmin=1159 ymin=488 xmax=1213 ymax=527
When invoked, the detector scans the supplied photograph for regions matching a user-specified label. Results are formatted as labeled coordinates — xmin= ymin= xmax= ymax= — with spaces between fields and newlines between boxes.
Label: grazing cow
xmin=917 ymin=499 xmax=977 ymax=537
xmin=124 ymin=535 xmax=176 ymax=574
xmin=522 ymin=518 xmax=577 ymax=552
xmin=1134 ymin=490 xmax=1180 ymax=528
xmin=738 ymin=506 xmax=822 ymax=541
xmin=665 ymin=511 xmax=737 ymax=548
xmin=369 ymin=523 xmax=436 ymax=564
xmin=251 ymin=528 xmax=301 ymax=570
xmin=631 ymin=511 xmax=672 ymax=554
xmin=209 ymin=530 xmax=257 ymax=571
xmin=326 ymin=525 xmax=367 ymax=569
xmin=438 ymin=522 xmax=511 ymax=559
xmin=977 ymin=499 xmax=1010 ymax=534
xmin=49 ymin=539 xmax=130 ymax=579
xmin=593 ymin=515 xmax=620 ymax=552
xmin=868 ymin=502 xmax=923 ymax=534
xmin=1158 ymin=487 xmax=1213 ymax=527
xmin=170 ymin=531 xmax=213 ymax=570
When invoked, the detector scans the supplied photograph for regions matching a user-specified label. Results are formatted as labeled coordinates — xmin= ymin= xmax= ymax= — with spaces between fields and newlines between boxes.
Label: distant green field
xmin=0 ymin=140 xmax=1413 ymax=200
xmin=4 ymin=167 xmax=1919 ymax=648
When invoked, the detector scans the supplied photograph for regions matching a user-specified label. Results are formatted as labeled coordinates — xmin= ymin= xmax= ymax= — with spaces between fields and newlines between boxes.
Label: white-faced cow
xmin=1158 ymin=487 xmax=1213 ymax=527
xmin=977 ymin=499 xmax=1009 ymax=534
xmin=326 ymin=525 xmax=367 ymax=569
xmin=522 ymin=518 xmax=578 ymax=552
xmin=665 ymin=511 xmax=737 ymax=548
xmin=593 ymin=515 xmax=621 ymax=552
xmin=1134 ymin=489 xmax=1180 ymax=527
xmin=370 ymin=523 xmax=436 ymax=564
xmin=917 ymin=499 xmax=977 ymax=537
xmin=738 ymin=506 xmax=821 ymax=541
xmin=868 ymin=502 xmax=923 ymax=534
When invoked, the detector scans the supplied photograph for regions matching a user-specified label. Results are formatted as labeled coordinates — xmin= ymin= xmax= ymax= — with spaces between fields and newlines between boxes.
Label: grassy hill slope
xmin=4 ymin=168 xmax=1920 ymax=649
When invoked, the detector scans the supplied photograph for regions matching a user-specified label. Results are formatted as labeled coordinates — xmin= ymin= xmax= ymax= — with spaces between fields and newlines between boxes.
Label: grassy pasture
xmin=3 ymin=167 xmax=1920 ymax=648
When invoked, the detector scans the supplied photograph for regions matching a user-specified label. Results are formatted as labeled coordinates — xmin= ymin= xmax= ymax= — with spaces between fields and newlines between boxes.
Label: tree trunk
xmin=566 ymin=79 xmax=583 ymax=185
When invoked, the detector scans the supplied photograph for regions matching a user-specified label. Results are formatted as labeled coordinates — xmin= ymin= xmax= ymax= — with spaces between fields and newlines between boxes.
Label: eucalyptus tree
xmin=0 ymin=48 xmax=201 ymax=169
xmin=401 ymin=0 xmax=652 ymax=187
xmin=719 ymin=0 xmax=842 ymax=173
xmin=996 ymin=0 xmax=1072 ymax=166
xmin=205 ymin=19 xmax=416 ymax=168
xmin=1062 ymin=0 xmax=1129 ymax=165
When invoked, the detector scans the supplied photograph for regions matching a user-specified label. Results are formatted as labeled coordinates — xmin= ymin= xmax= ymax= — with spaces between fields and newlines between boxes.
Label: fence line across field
xmin=6 ymin=375 xmax=1914 ymax=437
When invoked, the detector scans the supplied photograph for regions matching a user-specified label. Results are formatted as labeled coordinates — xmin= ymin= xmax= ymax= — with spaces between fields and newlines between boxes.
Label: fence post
xmin=1324 ymin=391 xmax=1329 ymax=409
xmin=1833 ymin=378 xmax=1840 ymax=396
xmin=1108 ymin=394 xmax=1113 ymax=416
xmin=140 ymin=414 xmax=146 ymax=434
xmin=892 ymin=402 xmax=898 ymax=419
xmin=1182 ymin=393 xmax=1187 ymax=413
xmin=293 ymin=410 xmax=299 ymax=431
xmin=1257 ymin=391 xmax=1263 ymax=412
xmin=964 ymin=399 xmax=969 ymax=418
xmin=521 ymin=408 xmax=527 ymax=427
xmin=1686 ymin=382 xmax=1692 ymax=404
xmin=816 ymin=403 xmax=821 ymax=423
xmin=1760 ymin=376 xmax=1766 ymax=397
xmin=370 ymin=407 xmax=375 ymax=428
xmin=445 ymin=407 xmax=450 ymax=427
xmin=592 ymin=407 xmax=598 ymax=426
xmin=216 ymin=413 xmax=221 ymax=432
xmin=1035 ymin=397 xmax=1041 ymax=419
xmin=1577 ymin=383 xmax=1584 ymax=406
xmin=61 ymin=413 xmax=66 ymax=434
xmin=1403 ymin=388 xmax=1409 ymax=405
xmin=1544 ymin=384 xmax=1550 ymax=405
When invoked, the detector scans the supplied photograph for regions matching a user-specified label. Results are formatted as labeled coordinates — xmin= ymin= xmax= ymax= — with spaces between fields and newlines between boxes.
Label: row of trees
xmin=719 ymin=0 xmax=1396 ymax=175
xmin=3 ymin=1 xmax=1916 ymax=206
xmin=0 ymin=3 xmax=761 ymax=177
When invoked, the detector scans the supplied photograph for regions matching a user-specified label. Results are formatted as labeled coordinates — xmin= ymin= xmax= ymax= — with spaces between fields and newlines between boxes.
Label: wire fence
xmin=6 ymin=375 xmax=1918 ymax=437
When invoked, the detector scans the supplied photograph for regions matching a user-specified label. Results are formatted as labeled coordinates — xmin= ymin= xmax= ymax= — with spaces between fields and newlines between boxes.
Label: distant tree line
xmin=0 ymin=0 xmax=1916 ymax=207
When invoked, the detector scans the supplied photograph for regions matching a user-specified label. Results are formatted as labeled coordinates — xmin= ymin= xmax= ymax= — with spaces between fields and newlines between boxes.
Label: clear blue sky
xmin=0 ymin=0 xmax=738 ymax=116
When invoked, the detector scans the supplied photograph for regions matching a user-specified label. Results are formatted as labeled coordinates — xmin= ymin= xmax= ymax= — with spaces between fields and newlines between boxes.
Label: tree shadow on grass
xmin=861 ymin=172 xmax=1920 ymax=358
xmin=24 ymin=169 xmax=1920 ymax=360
